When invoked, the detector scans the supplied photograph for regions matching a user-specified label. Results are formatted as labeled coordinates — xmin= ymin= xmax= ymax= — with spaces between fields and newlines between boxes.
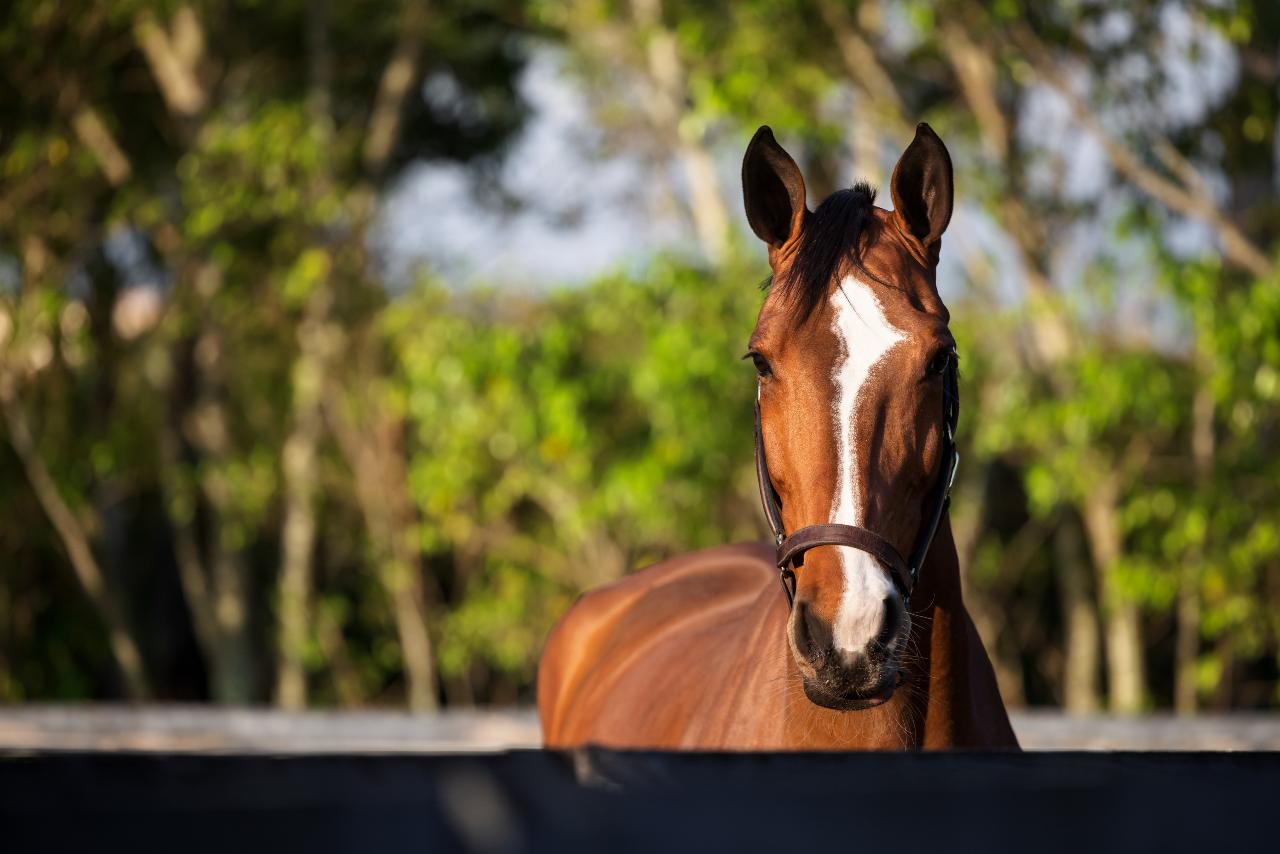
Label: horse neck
xmin=913 ymin=513 xmax=965 ymax=610
xmin=884 ymin=515 xmax=971 ymax=747
xmin=901 ymin=515 xmax=1017 ymax=748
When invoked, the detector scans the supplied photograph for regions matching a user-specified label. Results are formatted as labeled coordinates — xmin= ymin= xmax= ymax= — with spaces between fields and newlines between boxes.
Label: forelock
xmin=771 ymin=182 xmax=878 ymax=324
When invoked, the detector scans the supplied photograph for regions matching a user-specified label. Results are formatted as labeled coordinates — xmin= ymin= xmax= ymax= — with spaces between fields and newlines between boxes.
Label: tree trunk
xmin=676 ymin=136 xmax=729 ymax=264
xmin=184 ymin=266 xmax=256 ymax=704
xmin=156 ymin=361 xmax=253 ymax=703
xmin=1054 ymin=516 xmax=1101 ymax=713
xmin=275 ymin=0 xmax=339 ymax=711
xmin=1176 ymin=374 xmax=1214 ymax=715
xmin=628 ymin=0 xmax=729 ymax=265
xmin=1079 ymin=472 xmax=1145 ymax=714
xmin=274 ymin=305 xmax=329 ymax=708
xmin=818 ymin=0 xmax=906 ymax=133
xmin=160 ymin=397 xmax=255 ymax=703
xmin=316 ymin=601 xmax=365 ymax=706
xmin=325 ymin=377 xmax=438 ymax=711
xmin=386 ymin=554 xmax=437 ymax=711
xmin=205 ymin=541 xmax=255 ymax=703
xmin=362 ymin=0 xmax=428 ymax=176
xmin=849 ymin=93 xmax=884 ymax=188
xmin=1174 ymin=561 xmax=1201 ymax=714
xmin=1212 ymin=634 xmax=1235 ymax=710
xmin=2 ymin=400 xmax=150 ymax=699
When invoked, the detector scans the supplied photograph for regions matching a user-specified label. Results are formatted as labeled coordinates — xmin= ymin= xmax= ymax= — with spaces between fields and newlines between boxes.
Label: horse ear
xmin=890 ymin=123 xmax=954 ymax=258
xmin=742 ymin=126 xmax=808 ymax=251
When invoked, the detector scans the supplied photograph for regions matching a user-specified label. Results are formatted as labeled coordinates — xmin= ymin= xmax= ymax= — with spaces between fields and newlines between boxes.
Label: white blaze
xmin=829 ymin=275 xmax=906 ymax=654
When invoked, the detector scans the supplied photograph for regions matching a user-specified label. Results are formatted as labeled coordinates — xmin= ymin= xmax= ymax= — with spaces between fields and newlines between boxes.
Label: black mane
xmin=771 ymin=182 xmax=877 ymax=323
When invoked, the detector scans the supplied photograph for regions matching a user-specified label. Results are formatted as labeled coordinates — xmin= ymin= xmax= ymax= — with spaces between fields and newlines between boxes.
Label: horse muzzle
xmin=801 ymin=667 xmax=906 ymax=711
xmin=789 ymin=596 xmax=908 ymax=711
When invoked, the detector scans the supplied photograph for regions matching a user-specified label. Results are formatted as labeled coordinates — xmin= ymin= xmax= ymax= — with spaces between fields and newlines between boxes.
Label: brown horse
xmin=538 ymin=124 xmax=1018 ymax=750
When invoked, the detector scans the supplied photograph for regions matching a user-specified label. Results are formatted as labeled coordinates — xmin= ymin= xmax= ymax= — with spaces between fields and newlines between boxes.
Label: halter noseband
xmin=754 ymin=351 xmax=960 ymax=607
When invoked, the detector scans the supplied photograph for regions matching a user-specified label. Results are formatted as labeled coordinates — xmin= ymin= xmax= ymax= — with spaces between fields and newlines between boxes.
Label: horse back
xmin=538 ymin=541 xmax=780 ymax=748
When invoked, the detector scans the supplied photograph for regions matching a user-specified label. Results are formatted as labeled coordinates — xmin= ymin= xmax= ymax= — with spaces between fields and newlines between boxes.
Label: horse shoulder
xmin=538 ymin=541 xmax=775 ymax=746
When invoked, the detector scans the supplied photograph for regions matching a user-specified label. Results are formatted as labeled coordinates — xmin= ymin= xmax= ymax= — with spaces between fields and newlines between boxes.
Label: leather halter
xmin=754 ymin=352 xmax=960 ymax=607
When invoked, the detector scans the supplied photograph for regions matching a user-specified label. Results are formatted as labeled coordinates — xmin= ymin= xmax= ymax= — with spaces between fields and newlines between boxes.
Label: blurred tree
xmin=0 ymin=0 xmax=532 ymax=705
xmin=1 ymin=0 xmax=1278 ymax=713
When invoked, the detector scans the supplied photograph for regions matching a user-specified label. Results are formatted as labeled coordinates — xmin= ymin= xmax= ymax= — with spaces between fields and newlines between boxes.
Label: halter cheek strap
xmin=755 ymin=353 xmax=959 ymax=607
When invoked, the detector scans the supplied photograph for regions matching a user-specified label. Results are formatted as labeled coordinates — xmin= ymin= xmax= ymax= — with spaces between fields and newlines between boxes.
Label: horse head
xmin=742 ymin=123 xmax=957 ymax=711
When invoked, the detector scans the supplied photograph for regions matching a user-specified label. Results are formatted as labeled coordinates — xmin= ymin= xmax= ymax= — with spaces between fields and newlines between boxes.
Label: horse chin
xmin=802 ymin=671 xmax=904 ymax=712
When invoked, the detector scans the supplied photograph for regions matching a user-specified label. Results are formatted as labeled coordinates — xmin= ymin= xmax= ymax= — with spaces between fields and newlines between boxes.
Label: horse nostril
xmin=792 ymin=601 xmax=813 ymax=660
xmin=792 ymin=600 xmax=830 ymax=662
xmin=872 ymin=596 xmax=903 ymax=654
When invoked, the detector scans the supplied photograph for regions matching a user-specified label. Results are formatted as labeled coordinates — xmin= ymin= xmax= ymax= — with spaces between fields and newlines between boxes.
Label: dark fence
xmin=3 ymin=749 xmax=1276 ymax=853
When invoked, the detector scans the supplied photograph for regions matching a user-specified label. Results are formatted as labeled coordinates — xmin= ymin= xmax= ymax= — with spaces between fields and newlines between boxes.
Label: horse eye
xmin=747 ymin=352 xmax=772 ymax=377
xmin=925 ymin=349 xmax=951 ymax=377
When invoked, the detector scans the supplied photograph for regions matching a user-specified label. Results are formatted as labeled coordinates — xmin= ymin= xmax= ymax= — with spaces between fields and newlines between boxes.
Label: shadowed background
xmin=1 ymin=0 xmax=1278 ymax=721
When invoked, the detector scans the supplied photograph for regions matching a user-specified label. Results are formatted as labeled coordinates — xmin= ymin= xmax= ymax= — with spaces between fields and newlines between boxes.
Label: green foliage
xmin=389 ymin=255 xmax=764 ymax=683
xmin=2 ymin=0 xmax=1280 ymax=712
